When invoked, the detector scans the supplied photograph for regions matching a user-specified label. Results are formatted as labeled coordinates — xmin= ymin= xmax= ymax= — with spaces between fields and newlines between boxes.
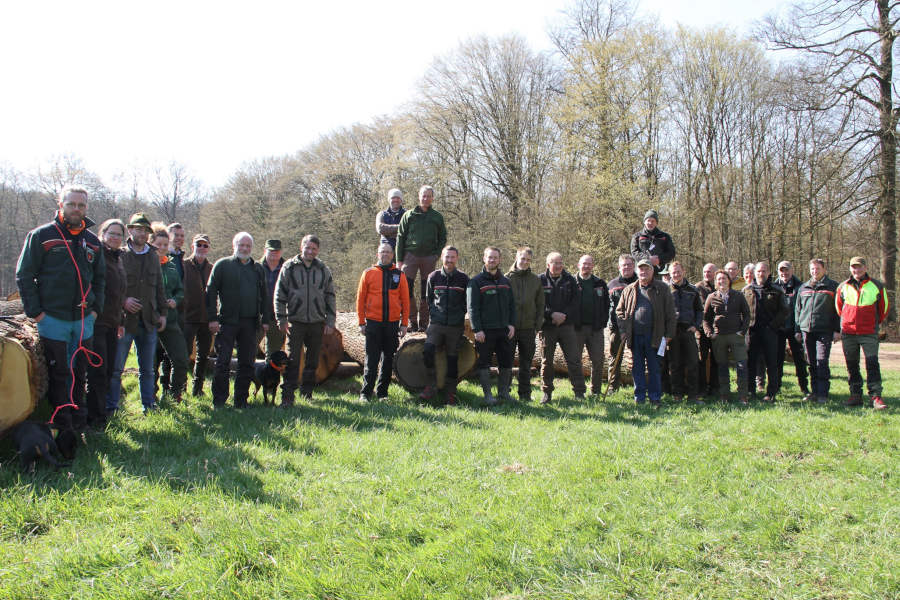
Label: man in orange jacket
xmin=356 ymin=243 xmax=409 ymax=401
xmin=836 ymin=256 xmax=889 ymax=409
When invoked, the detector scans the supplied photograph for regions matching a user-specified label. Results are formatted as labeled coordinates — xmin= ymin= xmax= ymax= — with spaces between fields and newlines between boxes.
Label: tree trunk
xmin=878 ymin=0 xmax=897 ymax=319
xmin=0 ymin=315 xmax=46 ymax=435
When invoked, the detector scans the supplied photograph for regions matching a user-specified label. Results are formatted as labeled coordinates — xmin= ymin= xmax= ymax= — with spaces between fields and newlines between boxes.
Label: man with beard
xmin=16 ymin=185 xmax=105 ymax=429
xmin=794 ymin=259 xmax=840 ymax=404
xmin=573 ymin=254 xmax=609 ymax=396
xmin=771 ymin=260 xmax=810 ymax=397
xmin=539 ymin=252 xmax=583 ymax=404
xmin=275 ymin=234 xmax=336 ymax=405
xmin=667 ymin=261 xmax=703 ymax=403
xmin=396 ymin=185 xmax=447 ymax=331
xmin=207 ymin=232 xmax=270 ymax=409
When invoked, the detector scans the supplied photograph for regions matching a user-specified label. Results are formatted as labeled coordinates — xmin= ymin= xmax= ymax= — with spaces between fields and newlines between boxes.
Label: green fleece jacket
xmin=395 ymin=206 xmax=447 ymax=259
xmin=505 ymin=265 xmax=544 ymax=330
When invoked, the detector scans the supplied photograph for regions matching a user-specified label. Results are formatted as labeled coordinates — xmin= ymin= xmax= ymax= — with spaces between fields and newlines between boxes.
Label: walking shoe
xmin=672 ymin=395 xmax=683 ymax=403
xmin=762 ymin=394 xmax=775 ymax=403
xmin=845 ymin=394 xmax=863 ymax=407
xmin=377 ymin=396 xmax=389 ymax=402
xmin=872 ymin=396 xmax=887 ymax=410
xmin=540 ymin=392 xmax=552 ymax=405
xmin=803 ymin=392 xmax=815 ymax=402
xmin=739 ymin=395 xmax=749 ymax=406
xmin=690 ymin=396 xmax=704 ymax=405
xmin=418 ymin=385 xmax=437 ymax=402
xmin=574 ymin=391 xmax=586 ymax=400
xmin=358 ymin=393 xmax=371 ymax=402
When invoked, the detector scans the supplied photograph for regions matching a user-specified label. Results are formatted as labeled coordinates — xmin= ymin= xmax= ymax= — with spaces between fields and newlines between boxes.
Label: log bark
xmin=0 ymin=315 xmax=46 ymax=434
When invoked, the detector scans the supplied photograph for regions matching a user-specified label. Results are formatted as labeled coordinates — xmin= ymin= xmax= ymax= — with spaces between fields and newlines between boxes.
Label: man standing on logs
xmin=16 ymin=185 xmax=105 ymax=430
xmin=356 ymin=243 xmax=408 ymax=402
xmin=395 ymin=185 xmax=447 ymax=332
xmin=467 ymin=246 xmax=516 ymax=406
xmin=207 ymin=232 xmax=270 ymax=409
xmin=539 ymin=252 xmax=583 ymax=404
xmin=420 ymin=245 xmax=468 ymax=405
xmin=506 ymin=246 xmax=544 ymax=402
xmin=573 ymin=255 xmax=609 ymax=397
xmin=606 ymin=254 xmax=637 ymax=395
xmin=275 ymin=234 xmax=336 ymax=406
xmin=616 ymin=259 xmax=676 ymax=407
xmin=375 ymin=188 xmax=405 ymax=251
xmin=630 ymin=209 xmax=675 ymax=274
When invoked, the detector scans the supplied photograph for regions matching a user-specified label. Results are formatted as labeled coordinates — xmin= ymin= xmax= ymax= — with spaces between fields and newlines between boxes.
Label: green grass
xmin=1 ymin=363 xmax=898 ymax=599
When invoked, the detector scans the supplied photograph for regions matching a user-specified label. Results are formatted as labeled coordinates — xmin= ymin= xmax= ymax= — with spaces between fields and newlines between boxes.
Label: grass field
xmin=0 ymin=363 xmax=897 ymax=599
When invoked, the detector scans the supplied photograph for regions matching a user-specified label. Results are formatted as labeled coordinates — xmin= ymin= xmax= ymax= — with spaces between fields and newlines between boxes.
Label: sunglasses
xmin=195 ymin=242 xmax=209 ymax=248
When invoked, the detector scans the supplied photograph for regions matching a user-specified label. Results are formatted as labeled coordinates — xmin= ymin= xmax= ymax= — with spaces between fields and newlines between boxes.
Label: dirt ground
xmin=826 ymin=341 xmax=900 ymax=371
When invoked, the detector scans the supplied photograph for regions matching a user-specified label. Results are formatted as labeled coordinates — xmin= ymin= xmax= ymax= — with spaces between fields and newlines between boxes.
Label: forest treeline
xmin=2 ymin=0 xmax=895 ymax=313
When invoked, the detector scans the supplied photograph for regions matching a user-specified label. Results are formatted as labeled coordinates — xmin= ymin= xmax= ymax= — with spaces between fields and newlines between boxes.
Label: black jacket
xmin=540 ymin=269 xmax=579 ymax=328
xmin=771 ymin=275 xmax=803 ymax=333
xmin=426 ymin=267 xmax=469 ymax=327
xmin=607 ymin=273 xmax=638 ymax=332
xmin=574 ymin=274 xmax=610 ymax=330
xmin=630 ymin=227 xmax=675 ymax=270
xmin=743 ymin=277 xmax=788 ymax=332
xmin=207 ymin=256 xmax=271 ymax=326
xmin=669 ymin=280 xmax=704 ymax=329
xmin=467 ymin=268 xmax=516 ymax=332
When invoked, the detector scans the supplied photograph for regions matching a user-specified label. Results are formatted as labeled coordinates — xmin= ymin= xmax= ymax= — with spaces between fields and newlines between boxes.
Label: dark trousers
xmin=400 ymin=253 xmax=437 ymax=329
xmin=575 ymin=326 xmax=605 ymax=394
xmin=283 ymin=321 xmax=325 ymax=401
xmin=631 ymin=333 xmax=661 ymax=403
xmin=697 ymin=333 xmax=719 ymax=394
xmin=42 ymin=336 xmax=91 ymax=430
xmin=747 ymin=326 xmax=778 ymax=396
xmin=776 ymin=331 xmax=809 ymax=393
xmin=424 ymin=323 xmax=464 ymax=380
xmin=842 ymin=333 xmax=882 ymax=396
xmin=157 ymin=312 xmax=184 ymax=390
xmin=540 ymin=324 xmax=584 ymax=394
xmin=802 ymin=331 xmax=833 ymax=398
xmin=212 ymin=318 xmax=258 ymax=407
xmin=86 ymin=323 xmax=117 ymax=426
xmin=607 ymin=328 xmax=626 ymax=388
xmin=669 ymin=325 xmax=699 ymax=397
xmin=475 ymin=329 xmax=513 ymax=369
xmin=184 ymin=321 xmax=213 ymax=388
xmin=511 ymin=328 xmax=536 ymax=395
xmin=362 ymin=320 xmax=400 ymax=397
xmin=156 ymin=324 xmax=190 ymax=396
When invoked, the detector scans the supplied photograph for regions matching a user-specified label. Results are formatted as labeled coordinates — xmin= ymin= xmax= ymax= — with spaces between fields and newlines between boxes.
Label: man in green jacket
xmin=16 ymin=185 xmax=105 ymax=430
xmin=395 ymin=185 xmax=447 ymax=332
xmin=794 ymin=258 xmax=841 ymax=404
xmin=207 ymin=232 xmax=271 ymax=409
xmin=506 ymin=246 xmax=544 ymax=402
xmin=151 ymin=224 xmax=190 ymax=403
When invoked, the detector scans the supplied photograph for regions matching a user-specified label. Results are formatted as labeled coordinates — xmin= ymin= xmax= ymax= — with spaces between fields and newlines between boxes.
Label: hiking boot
xmin=672 ymin=395 xmax=684 ymax=403
xmin=762 ymin=394 xmax=775 ymax=403
xmin=497 ymin=368 xmax=513 ymax=404
xmin=358 ymin=393 xmax=371 ymax=402
xmin=574 ymin=391 xmax=586 ymax=400
xmin=540 ymin=391 xmax=552 ymax=405
xmin=872 ymin=396 xmax=887 ymax=410
xmin=739 ymin=395 xmax=749 ymax=406
xmin=419 ymin=385 xmax=437 ymax=402
xmin=518 ymin=389 xmax=532 ymax=403
xmin=803 ymin=392 xmax=815 ymax=402
xmin=845 ymin=394 xmax=863 ymax=407
xmin=478 ymin=369 xmax=497 ymax=406
xmin=444 ymin=379 xmax=458 ymax=406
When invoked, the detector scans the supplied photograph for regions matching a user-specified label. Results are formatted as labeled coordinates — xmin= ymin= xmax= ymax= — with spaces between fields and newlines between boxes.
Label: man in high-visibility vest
xmin=836 ymin=256 xmax=889 ymax=409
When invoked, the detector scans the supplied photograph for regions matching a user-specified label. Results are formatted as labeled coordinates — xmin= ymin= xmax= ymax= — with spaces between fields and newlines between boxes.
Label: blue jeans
xmin=631 ymin=333 xmax=661 ymax=403
xmin=109 ymin=322 xmax=158 ymax=410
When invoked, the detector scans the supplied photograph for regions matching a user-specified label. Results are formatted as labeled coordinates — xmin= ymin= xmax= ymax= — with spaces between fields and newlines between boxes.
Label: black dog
xmin=252 ymin=350 xmax=288 ymax=404
xmin=9 ymin=422 xmax=78 ymax=473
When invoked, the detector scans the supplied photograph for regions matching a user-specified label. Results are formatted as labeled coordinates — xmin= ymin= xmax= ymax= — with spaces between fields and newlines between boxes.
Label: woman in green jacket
xmin=151 ymin=225 xmax=191 ymax=402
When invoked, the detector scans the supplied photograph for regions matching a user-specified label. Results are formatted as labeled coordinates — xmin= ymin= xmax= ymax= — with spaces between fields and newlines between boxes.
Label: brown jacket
xmin=121 ymin=241 xmax=166 ymax=334
xmin=98 ymin=245 xmax=127 ymax=329
xmin=703 ymin=289 xmax=750 ymax=337
xmin=615 ymin=278 xmax=676 ymax=349
xmin=183 ymin=256 xmax=212 ymax=323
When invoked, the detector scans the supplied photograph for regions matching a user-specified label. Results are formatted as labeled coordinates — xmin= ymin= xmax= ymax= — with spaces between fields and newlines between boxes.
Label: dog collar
xmin=269 ymin=360 xmax=286 ymax=372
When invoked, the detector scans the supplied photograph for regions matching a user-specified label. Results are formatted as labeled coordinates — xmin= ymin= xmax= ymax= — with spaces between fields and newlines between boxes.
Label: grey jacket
xmin=274 ymin=256 xmax=336 ymax=327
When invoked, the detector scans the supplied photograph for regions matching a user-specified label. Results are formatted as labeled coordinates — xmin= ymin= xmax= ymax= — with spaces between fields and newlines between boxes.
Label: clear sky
xmin=0 ymin=0 xmax=785 ymax=190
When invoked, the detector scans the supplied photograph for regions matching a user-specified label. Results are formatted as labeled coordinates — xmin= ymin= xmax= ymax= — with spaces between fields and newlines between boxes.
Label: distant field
xmin=0 ymin=363 xmax=897 ymax=599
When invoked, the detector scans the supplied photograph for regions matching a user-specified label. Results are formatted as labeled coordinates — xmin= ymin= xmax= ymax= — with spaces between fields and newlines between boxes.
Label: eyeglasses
xmin=195 ymin=242 xmax=209 ymax=248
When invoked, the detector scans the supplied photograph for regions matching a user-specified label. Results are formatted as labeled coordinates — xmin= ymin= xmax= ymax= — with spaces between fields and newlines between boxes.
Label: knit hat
xmin=126 ymin=213 xmax=153 ymax=232
xmin=388 ymin=188 xmax=403 ymax=200
xmin=643 ymin=209 xmax=659 ymax=222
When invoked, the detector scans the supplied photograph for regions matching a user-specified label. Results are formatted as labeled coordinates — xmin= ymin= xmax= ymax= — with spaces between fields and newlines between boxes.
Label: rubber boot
xmin=498 ymin=368 xmax=513 ymax=404
xmin=419 ymin=367 xmax=437 ymax=402
xmin=478 ymin=369 xmax=497 ymax=406
xmin=444 ymin=378 xmax=458 ymax=406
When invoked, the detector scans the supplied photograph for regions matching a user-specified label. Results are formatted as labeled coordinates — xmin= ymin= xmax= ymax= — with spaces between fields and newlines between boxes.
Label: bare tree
xmin=146 ymin=161 xmax=205 ymax=223
xmin=760 ymin=0 xmax=899 ymax=314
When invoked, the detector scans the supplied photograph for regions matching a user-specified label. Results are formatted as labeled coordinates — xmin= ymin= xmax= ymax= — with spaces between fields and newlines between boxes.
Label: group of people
xmin=362 ymin=198 xmax=890 ymax=410
xmin=14 ymin=186 xmax=889 ymax=434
